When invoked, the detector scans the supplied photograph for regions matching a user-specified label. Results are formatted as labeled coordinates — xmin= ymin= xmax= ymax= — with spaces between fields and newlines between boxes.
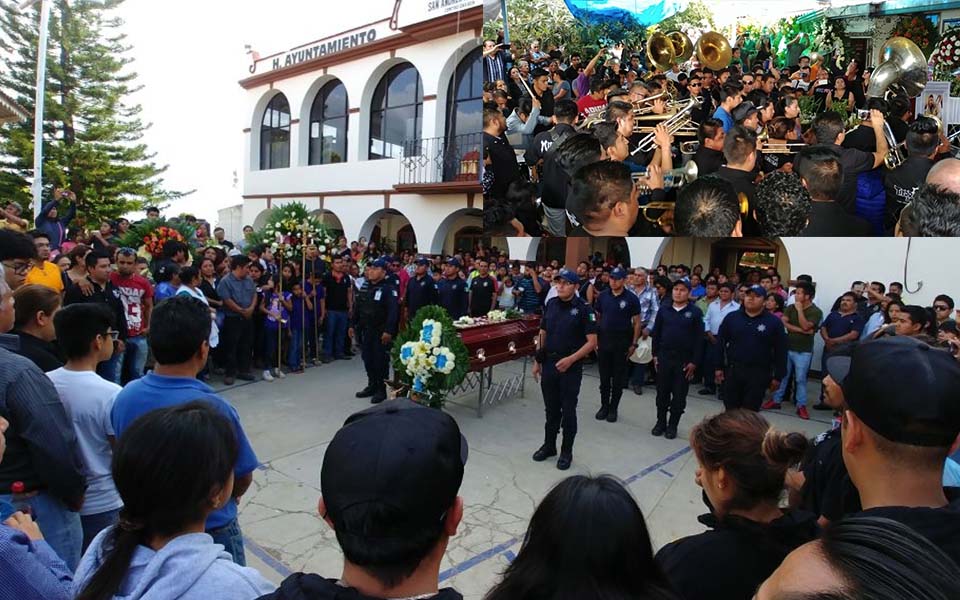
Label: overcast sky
xmin=115 ymin=0 xmax=386 ymax=224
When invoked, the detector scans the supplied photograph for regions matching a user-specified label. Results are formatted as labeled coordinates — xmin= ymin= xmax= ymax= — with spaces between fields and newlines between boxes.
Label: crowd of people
xmin=2 ymin=238 xmax=960 ymax=599
xmin=482 ymin=37 xmax=960 ymax=237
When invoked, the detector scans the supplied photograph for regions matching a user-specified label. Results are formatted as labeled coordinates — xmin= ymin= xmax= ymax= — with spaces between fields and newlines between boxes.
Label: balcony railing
xmin=398 ymin=133 xmax=480 ymax=187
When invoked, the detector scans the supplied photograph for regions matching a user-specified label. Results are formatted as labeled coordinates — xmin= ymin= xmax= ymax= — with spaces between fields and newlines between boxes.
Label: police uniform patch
xmin=482 ymin=281 xmax=488 ymax=287
xmin=570 ymin=308 xmax=579 ymax=316
xmin=619 ymin=300 xmax=627 ymax=309
xmin=684 ymin=311 xmax=692 ymax=318
xmin=374 ymin=290 xmax=381 ymax=301
xmin=757 ymin=324 xmax=766 ymax=332
xmin=420 ymin=281 xmax=425 ymax=286
xmin=588 ymin=312 xmax=596 ymax=322
xmin=392 ymin=290 xmax=398 ymax=296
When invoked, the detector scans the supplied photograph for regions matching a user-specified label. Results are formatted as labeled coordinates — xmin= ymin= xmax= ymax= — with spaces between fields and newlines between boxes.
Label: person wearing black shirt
xmin=809 ymin=110 xmax=887 ymax=213
xmin=692 ymin=117 xmax=726 ymax=177
xmin=542 ymin=133 xmax=604 ymax=237
xmin=656 ymin=410 xmax=816 ymax=600
xmin=715 ymin=125 xmax=760 ymax=235
xmin=884 ymin=116 xmax=938 ymax=232
xmin=759 ymin=117 xmax=799 ymax=175
xmin=63 ymin=250 xmax=128 ymax=383
xmin=593 ymin=268 xmax=640 ymax=423
xmin=321 ymin=256 xmax=353 ymax=362
xmin=650 ymin=279 xmax=704 ymax=439
xmin=482 ymin=108 xmax=520 ymax=201
xmin=525 ymin=98 xmax=578 ymax=182
xmin=437 ymin=258 xmax=468 ymax=319
xmin=887 ymin=95 xmax=911 ymax=143
xmin=404 ymin=257 xmax=437 ymax=322
xmin=795 ymin=145 xmax=873 ymax=236
xmin=562 ymin=53 xmax=581 ymax=82
xmin=715 ymin=285 xmax=787 ymax=412
xmin=824 ymin=336 xmax=960 ymax=564
xmin=468 ymin=259 xmax=497 ymax=318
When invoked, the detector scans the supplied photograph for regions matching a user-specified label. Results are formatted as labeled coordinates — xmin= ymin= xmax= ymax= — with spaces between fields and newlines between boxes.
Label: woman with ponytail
xmin=72 ymin=402 xmax=273 ymax=600
xmin=655 ymin=410 xmax=817 ymax=600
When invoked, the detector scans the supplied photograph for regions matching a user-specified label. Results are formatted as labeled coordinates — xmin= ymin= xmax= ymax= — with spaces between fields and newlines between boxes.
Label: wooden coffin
xmin=457 ymin=316 xmax=541 ymax=372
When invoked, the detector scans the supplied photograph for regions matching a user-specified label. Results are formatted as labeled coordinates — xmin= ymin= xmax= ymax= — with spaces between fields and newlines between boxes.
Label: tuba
xmin=694 ymin=32 xmax=732 ymax=71
xmin=867 ymin=37 xmax=927 ymax=99
xmin=667 ymin=31 xmax=694 ymax=64
xmin=646 ymin=31 xmax=676 ymax=72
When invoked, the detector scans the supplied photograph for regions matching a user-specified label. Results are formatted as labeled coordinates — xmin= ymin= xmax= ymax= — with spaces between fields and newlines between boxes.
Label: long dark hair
xmin=484 ymin=475 xmax=675 ymax=600
xmin=76 ymin=402 xmax=238 ymax=600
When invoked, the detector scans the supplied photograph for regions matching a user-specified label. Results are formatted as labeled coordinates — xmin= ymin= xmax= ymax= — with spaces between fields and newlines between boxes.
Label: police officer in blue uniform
xmin=532 ymin=268 xmax=598 ymax=470
xmin=404 ymin=257 xmax=438 ymax=321
xmin=594 ymin=267 xmax=641 ymax=423
xmin=437 ymin=257 xmax=468 ymax=319
xmin=651 ymin=279 xmax=704 ymax=439
xmin=352 ymin=257 xmax=399 ymax=404
xmin=715 ymin=284 xmax=788 ymax=411
xmin=384 ymin=256 xmax=402 ymax=290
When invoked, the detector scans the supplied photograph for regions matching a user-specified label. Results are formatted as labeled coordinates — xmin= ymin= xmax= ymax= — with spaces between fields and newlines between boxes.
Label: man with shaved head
xmin=925 ymin=157 xmax=960 ymax=192
xmin=909 ymin=158 xmax=960 ymax=236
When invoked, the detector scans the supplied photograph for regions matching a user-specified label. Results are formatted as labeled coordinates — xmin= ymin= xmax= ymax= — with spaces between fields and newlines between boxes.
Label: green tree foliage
xmin=652 ymin=0 xmax=715 ymax=33
xmin=0 ymin=0 xmax=189 ymax=225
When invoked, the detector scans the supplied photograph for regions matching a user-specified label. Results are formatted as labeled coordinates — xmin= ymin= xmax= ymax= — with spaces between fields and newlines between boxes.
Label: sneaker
xmin=761 ymin=400 xmax=781 ymax=410
xmin=595 ymin=406 xmax=609 ymax=420
xmin=556 ymin=453 xmax=572 ymax=470
xmin=237 ymin=373 xmax=256 ymax=382
xmin=275 ymin=369 xmax=286 ymax=379
xmin=664 ymin=427 xmax=678 ymax=440
xmin=262 ymin=369 xmax=274 ymax=382
xmin=606 ymin=408 xmax=618 ymax=423
xmin=797 ymin=406 xmax=810 ymax=420
xmin=651 ymin=423 xmax=666 ymax=437
xmin=532 ymin=445 xmax=557 ymax=462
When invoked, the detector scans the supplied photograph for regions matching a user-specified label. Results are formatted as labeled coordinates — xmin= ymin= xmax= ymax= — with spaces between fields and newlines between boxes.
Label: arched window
xmin=445 ymin=46 xmax=482 ymax=139
xmin=369 ymin=63 xmax=422 ymax=160
xmin=309 ymin=80 xmax=348 ymax=165
xmin=260 ymin=94 xmax=290 ymax=170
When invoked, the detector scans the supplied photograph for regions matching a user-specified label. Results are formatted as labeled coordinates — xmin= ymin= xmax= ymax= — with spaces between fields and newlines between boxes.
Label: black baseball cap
xmin=672 ymin=278 xmax=691 ymax=290
xmin=826 ymin=337 xmax=960 ymax=447
xmin=321 ymin=399 xmax=467 ymax=538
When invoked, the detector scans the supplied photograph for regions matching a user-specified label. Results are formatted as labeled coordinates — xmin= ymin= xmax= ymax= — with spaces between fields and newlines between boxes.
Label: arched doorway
xmin=655 ymin=238 xmax=791 ymax=279
xmin=360 ymin=209 xmax=416 ymax=256
xmin=309 ymin=209 xmax=345 ymax=240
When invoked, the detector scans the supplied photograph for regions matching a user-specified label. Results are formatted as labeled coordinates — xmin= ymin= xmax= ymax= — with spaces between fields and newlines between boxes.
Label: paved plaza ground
xmin=217 ymin=358 xmax=830 ymax=599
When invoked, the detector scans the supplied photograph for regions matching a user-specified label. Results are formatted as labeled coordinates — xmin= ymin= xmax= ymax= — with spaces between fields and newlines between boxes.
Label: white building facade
xmin=239 ymin=2 xmax=484 ymax=255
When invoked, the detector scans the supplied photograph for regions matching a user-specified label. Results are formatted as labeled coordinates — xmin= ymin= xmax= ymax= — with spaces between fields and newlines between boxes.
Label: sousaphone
xmin=647 ymin=31 xmax=676 ymax=72
xmin=694 ymin=32 xmax=732 ymax=71
xmin=667 ymin=31 xmax=694 ymax=64
xmin=867 ymin=36 xmax=927 ymax=98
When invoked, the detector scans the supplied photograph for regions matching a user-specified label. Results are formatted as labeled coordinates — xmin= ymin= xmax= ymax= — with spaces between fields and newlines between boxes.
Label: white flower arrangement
xmin=399 ymin=321 xmax=457 ymax=393
xmin=454 ymin=316 xmax=476 ymax=327
xmin=486 ymin=310 xmax=507 ymax=322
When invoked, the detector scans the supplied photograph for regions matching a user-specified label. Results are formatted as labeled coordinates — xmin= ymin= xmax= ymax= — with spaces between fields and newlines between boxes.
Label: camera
xmin=857 ymin=109 xmax=870 ymax=120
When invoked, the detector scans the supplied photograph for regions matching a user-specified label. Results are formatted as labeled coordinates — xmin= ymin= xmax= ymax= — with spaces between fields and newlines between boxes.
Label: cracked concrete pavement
xmin=215 ymin=357 xmax=830 ymax=599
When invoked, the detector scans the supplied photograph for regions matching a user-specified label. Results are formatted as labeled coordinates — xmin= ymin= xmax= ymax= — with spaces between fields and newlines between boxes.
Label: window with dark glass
xmin=369 ymin=63 xmax=422 ymax=160
xmin=260 ymin=94 xmax=290 ymax=170
xmin=445 ymin=46 xmax=482 ymax=139
xmin=309 ymin=80 xmax=349 ymax=165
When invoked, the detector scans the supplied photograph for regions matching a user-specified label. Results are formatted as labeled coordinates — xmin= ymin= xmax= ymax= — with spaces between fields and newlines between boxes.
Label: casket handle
xmin=476 ymin=348 xmax=486 ymax=362
xmin=508 ymin=341 xmax=517 ymax=354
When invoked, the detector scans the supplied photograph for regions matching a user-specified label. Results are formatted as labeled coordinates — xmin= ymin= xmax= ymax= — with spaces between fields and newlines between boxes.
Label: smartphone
xmin=857 ymin=109 xmax=869 ymax=119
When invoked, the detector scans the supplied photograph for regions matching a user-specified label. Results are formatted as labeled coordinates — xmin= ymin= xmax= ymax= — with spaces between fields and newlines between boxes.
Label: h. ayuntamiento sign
xmin=249 ymin=0 xmax=482 ymax=75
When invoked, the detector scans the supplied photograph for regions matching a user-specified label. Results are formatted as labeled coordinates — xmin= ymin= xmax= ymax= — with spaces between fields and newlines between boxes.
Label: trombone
xmin=631 ymin=97 xmax=700 ymax=154
xmin=630 ymin=161 xmax=699 ymax=192
xmin=680 ymin=141 xmax=700 ymax=155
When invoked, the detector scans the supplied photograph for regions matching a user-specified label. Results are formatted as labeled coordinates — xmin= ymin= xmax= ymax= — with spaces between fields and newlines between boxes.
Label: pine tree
xmin=0 ymin=0 xmax=189 ymax=226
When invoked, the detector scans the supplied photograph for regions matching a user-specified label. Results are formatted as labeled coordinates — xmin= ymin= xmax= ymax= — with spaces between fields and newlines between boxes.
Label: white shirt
xmin=706 ymin=299 xmax=741 ymax=334
xmin=498 ymin=285 xmax=516 ymax=309
xmin=862 ymin=310 xmax=885 ymax=340
xmin=545 ymin=284 xmax=559 ymax=304
xmin=177 ymin=285 xmax=219 ymax=347
xmin=46 ymin=368 xmax=123 ymax=516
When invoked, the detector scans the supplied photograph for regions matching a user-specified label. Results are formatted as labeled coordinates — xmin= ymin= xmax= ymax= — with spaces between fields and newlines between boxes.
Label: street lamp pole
xmin=20 ymin=0 xmax=51 ymax=220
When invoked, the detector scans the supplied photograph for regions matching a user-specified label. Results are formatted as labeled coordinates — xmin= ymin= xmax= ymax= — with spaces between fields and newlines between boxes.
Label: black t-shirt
xmin=801 ymin=428 xmax=862 ymax=521
xmin=760 ymin=149 xmax=795 ymax=174
xmin=884 ymin=155 xmax=934 ymax=232
xmin=715 ymin=166 xmax=758 ymax=235
xmin=856 ymin=495 xmax=960 ymax=566
xmin=322 ymin=272 xmax=352 ymax=312
xmin=525 ymin=124 xmax=575 ymax=173
xmin=833 ymin=144 xmax=877 ymax=213
xmin=468 ymin=274 xmax=497 ymax=317
xmin=889 ymin=118 xmax=909 ymax=144
xmin=842 ymin=124 xmax=877 ymax=153
xmin=692 ymin=146 xmax=725 ymax=177
xmin=656 ymin=509 xmax=818 ymax=600
xmin=256 ymin=574 xmax=463 ymax=600
xmin=563 ymin=65 xmax=579 ymax=82
xmin=800 ymin=201 xmax=873 ymax=237
xmin=483 ymin=132 xmax=520 ymax=201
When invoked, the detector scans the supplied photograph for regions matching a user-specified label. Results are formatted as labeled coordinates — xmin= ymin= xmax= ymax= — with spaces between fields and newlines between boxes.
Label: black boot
xmin=595 ymin=402 xmax=609 ymax=421
xmin=355 ymin=383 xmax=375 ymax=398
xmin=370 ymin=384 xmax=387 ymax=404
xmin=557 ymin=436 xmax=574 ymax=470
xmin=651 ymin=422 xmax=666 ymax=436
xmin=666 ymin=417 xmax=681 ymax=440
xmin=533 ymin=444 xmax=557 ymax=462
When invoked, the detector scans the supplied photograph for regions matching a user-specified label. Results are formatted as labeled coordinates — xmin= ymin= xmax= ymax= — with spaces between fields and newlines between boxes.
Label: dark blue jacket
xmin=405 ymin=275 xmax=438 ymax=318
xmin=651 ymin=302 xmax=704 ymax=364
xmin=437 ymin=277 xmax=468 ymax=319
xmin=716 ymin=309 xmax=788 ymax=380
xmin=541 ymin=295 xmax=597 ymax=357
xmin=34 ymin=200 xmax=76 ymax=251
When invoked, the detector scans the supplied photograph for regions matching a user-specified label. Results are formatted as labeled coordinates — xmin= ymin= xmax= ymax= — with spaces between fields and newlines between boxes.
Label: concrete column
xmin=564 ymin=238 xmax=590 ymax=269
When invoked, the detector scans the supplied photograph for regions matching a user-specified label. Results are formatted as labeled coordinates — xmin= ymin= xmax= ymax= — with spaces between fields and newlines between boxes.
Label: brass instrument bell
xmin=647 ymin=31 xmax=676 ymax=72
xmin=867 ymin=36 xmax=927 ymax=99
xmin=694 ymin=32 xmax=732 ymax=71
xmin=667 ymin=31 xmax=694 ymax=64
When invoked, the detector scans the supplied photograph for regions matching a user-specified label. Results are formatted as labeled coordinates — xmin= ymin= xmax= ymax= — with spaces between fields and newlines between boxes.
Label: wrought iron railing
xmin=398 ymin=132 xmax=481 ymax=185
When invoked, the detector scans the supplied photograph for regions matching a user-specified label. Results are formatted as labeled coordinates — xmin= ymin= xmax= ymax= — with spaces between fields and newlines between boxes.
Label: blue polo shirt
xmin=596 ymin=288 xmax=640 ymax=333
xmin=541 ymin=295 xmax=597 ymax=356
xmin=437 ymin=277 xmax=468 ymax=319
xmin=111 ymin=373 xmax=259 ymax=530
xmin=822 ymin=311 xmax=865 ymax=339
xmin=712 ymin=106 xmax=734 ymax=132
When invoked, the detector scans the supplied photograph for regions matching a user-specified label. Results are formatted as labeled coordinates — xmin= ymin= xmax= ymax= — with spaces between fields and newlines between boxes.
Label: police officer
xmin=468 ymin=258 xmax=498 ymax=317
xmin=384 ymin=256 xmax=401 ymax=289
xmin=594 ymin=267 xmax=641 ymax=423
xmin=437 ymin=257 xmax=468 ymax=319
xmin=532 ymin=268 xmax=598 ymax=470
xmin=404 ymin=257 xmax=438 ymax=321
xmin=352 ymin=257 xmax=399 ymax=404
xmin=651 ymin=279 xmax=704 ymax=439
xmin=715 ymin=284 xmax=787 ymax=411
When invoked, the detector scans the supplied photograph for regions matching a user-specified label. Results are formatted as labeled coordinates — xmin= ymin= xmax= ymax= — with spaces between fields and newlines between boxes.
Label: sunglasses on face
xmin=689 ymin=82 xmax=701 ymax=87
xmin=935 ymin=305 xmax=950 ymax=311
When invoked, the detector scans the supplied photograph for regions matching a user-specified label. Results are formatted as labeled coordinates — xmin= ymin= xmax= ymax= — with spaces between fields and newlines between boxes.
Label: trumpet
xmin=630 ymin=161 xmax=698 ymax=192
xmin=632 ymin=97 xmax=700 ymax=154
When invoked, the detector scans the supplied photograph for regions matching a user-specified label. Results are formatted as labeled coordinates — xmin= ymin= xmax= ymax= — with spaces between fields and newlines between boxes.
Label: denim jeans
xmin=774 ymin=351 xmax=813 ymax=407
xmin=0 ymin=490 xmax=82 ymax=572
xmin=208 ymin=517 xmax=246 ymax=566
xmin=120 ymin=335 xmax=148 ymax=385
xmin=324 ymin=311 xmax=348 ymax=358
xmin=289 ymin=328 xmax=303 ymax=370
xmin=80 ymin=507 xmax=121 ymax=552
xmin=96 ymin=351 xmax=121 ymax=384
xmin=629 ymin=362 xmax=647 ymax=387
